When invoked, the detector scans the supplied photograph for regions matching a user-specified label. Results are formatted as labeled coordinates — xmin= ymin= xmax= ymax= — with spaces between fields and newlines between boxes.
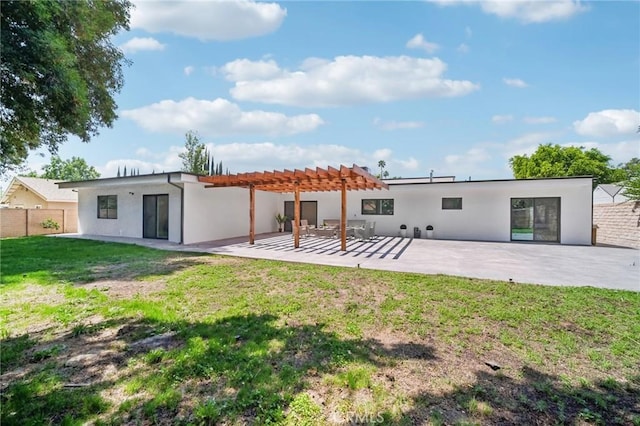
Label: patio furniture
xmin=322 ymin=219 xmax=341 ymax=228
xmin=291 ymin=219 xmax=313 ymax=238
xmin=347 ymin=219 xmax=366 ymax=239
xmin=354 ymin=221 xmax=376 ymax=241
xmin=314 ymin=226 xmax=337 ymax=238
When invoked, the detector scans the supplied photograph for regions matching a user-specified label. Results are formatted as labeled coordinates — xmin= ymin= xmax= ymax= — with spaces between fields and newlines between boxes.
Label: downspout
xmin=167 ymin=173 xmax=184 ymax=244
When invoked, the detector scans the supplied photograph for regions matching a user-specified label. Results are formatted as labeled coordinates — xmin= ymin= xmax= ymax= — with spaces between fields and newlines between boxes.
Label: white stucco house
xmin=58 ymin=171 xmax=594 ymax=246
xmin=593 ymin=184 xmax=628 ymax=204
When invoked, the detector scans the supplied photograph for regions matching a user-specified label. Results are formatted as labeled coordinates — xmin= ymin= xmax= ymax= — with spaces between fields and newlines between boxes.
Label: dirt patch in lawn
xmin=80 ymin=279 xmax=168 ymax=299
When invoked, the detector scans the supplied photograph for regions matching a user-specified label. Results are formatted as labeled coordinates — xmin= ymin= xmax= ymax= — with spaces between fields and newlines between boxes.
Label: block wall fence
xmin=0 ymin=209 xmax=77 ymax=238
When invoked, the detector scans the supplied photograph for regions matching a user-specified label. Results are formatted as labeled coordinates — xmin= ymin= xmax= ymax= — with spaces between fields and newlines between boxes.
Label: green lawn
xmin=1 ymin=236 xmax=638 ymax=425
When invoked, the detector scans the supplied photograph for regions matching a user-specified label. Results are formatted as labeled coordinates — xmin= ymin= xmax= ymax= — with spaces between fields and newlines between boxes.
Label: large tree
xmin=179 ymin=131 xmax=208 ymax=174
xmin=22 ymin=155 xmax=100 ymax=181
xmin=509 ymin=144 xmax=626 ymax=187
xmin=0 ymin=0 xmax=132 ymax=174
xmin=179 ymin=130 xmax=226 ymax=176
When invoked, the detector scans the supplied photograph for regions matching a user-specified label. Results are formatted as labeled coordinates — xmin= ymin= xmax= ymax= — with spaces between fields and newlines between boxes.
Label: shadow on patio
xmin=218 ymin=233 xmax=415 ymax=260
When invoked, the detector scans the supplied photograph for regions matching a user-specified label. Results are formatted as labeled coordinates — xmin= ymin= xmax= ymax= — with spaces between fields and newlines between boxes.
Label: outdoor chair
xmin=354 ymin=221 xmax=376 ymax=241
xmin=347 ymin=219 xmax=366 ymax=239
xmin=291 ymin=219 xmax=312 ymax=238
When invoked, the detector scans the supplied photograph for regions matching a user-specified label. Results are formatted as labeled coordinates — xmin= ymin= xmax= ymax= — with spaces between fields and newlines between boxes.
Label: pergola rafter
xmin=198 ymin=164 xmax=388 ymax=251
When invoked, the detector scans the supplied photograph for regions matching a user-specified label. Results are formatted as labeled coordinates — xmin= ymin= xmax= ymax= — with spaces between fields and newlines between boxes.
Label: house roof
xmin=198 ymin=164 xmax=388 ymax=193
xmin=1 ymin=176 xmax=77 ymax=203
xmin=596 ymin=184 xmax=623 ymax=197
xmin=57 ymin=172 xmax=200 ymax=189
xmin=386 ymin=175 xmax=594 ymax=186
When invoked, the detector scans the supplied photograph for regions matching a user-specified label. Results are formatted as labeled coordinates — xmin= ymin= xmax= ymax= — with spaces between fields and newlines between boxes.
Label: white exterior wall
xmin=182 ymin=184 xmax=280 ymax=244
xmin=71 ymin=174 xmax=592 ymax=246
xmin=281 ymin=178 xmax=593 ymax=245
xmin=77 ymin=183 xmax=182 ymax=242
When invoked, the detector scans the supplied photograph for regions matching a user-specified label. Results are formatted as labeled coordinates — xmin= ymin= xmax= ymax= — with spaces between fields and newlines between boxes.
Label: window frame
xmin=97 ymin=195 xmax=118 ymax=219
xmin=442 ymin=197 xmax=462 ymax=210
xmin=361 ymin=199 xmax=394 ymax=215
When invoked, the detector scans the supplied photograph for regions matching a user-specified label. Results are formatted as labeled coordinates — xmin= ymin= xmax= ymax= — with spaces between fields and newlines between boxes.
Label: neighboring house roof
xmin=1 ymin=176 xmax=78 ymax=204
xmin=597 ymin=184 xmax=623 ymax=198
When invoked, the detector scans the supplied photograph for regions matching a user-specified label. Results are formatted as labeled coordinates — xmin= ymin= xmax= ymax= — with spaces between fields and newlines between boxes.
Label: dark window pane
xmin=442 ymin=197 xmax=462 ymax=210
xmin=98 ymin=195 xmax=118 ymax=219
xmin=362 ymin=199 xmax=394 ymax=215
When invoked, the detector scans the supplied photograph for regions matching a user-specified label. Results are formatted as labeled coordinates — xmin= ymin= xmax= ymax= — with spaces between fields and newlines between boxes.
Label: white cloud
xmin=492 ymin=114 xmax=513 ymax=124
xmin=503 ymin=78 xmax=528 ymax=88
xmin=523 ymin=116 xmax=557 ymax=124
xmin=131 ymin=0 xmax=287 ymax=41
xmin=119 ymin=37 xmax=166 ymax=54
xmin=429 ymin=1 xmax=588 ymax=23
xmin=465 ymin=26 xmax=472 ymax=38
xmin=406 ymin=34 xmax=440 ymax=54
xmin=457 ymin=43 xmax=470 ymax=53
xmin=573 ymin=109 xmax=640 ymax=138
xmin=372 ymin=149 xmax=393 ymax=161
xmin=224 ymin=56 xmax=479 ymax=107
xmin=445 ymin=147 xmax=491 ymax=165
xmin=396 ymin=157 xmax=420 ymax=170
xmin=121 ymin=97 xmax=324 ymax=136
xmin=184 ymin=66 xmax=195 ymax=76
xmin=501 ymin=131 xmax=561 ymax=159
xmin=219 ymin=59 xmax=283 ymax=81
xmin=563 ymin=140 xmax=640 ymax=164
xmin=115 ymin=142 xmax=415 ymax=176
xmin=443 ymin=147 xmax=492 ymax=178
xmin=373 ymin=118 xmax=425 ymax=131
xmin=100 ymin=157 xmax=181 ymax=178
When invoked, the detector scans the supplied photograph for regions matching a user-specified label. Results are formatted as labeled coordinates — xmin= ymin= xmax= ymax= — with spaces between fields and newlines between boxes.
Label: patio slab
xmin=56 ymin=233 xmax=640 ymax=291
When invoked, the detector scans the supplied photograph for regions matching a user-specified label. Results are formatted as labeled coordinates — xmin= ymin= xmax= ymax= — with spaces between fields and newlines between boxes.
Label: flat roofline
xmin=386 ymin=175 xmax=594 ymax=185
xmin=57 ymin=171 xmax=199 ymax=188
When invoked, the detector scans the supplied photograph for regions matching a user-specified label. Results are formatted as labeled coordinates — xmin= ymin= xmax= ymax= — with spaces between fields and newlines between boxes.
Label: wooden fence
xmin=0 ymin=208 xmax=77 ymax=238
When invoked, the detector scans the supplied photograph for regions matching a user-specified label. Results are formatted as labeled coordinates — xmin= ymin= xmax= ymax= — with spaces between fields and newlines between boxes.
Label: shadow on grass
xmin=0 ymin=236 xmax=207 ymax=286
xmin=4 ymin=312 xmax=638 ymax=425
xmin=403 ymin=367 xmax=639 ymax=425
xmin=0 ymin=313 xmax=436 ymax=425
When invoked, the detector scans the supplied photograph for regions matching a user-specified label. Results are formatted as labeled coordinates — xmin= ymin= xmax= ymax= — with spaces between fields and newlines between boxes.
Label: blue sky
xmin=14 ymin=0 xmax=640 ymax=183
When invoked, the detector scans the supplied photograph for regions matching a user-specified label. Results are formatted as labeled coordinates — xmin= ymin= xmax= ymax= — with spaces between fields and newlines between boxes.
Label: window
xmin=361 ymin=199 xmax=394 ymax=215
xmin=98 ymin=195 xmax=117 ymax=219
xmin=442 ymin=197 xmax=462 ymax=210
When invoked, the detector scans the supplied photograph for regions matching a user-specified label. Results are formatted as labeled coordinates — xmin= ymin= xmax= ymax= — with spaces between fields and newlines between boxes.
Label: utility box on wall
xmin=413 ymin=227 xmax=421 ymax=238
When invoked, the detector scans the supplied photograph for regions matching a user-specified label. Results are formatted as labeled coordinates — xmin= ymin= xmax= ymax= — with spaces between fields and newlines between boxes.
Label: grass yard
xmin=1 ymin=236 xmax=639 ymax=425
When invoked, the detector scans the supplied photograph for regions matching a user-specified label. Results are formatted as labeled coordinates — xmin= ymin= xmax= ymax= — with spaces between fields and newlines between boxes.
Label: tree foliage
xmin=0 ymin=0 xmax=132 ymax=174
xmin=509 ymin=144 xmax=626 ymax=187
xmin=23 ymin=155 xmax=100 ymax=181
xmin=620 ymin=157 xmax=640 ymax=200
xmin=179 ymin=130 xmax=227 ymax=176
xmin=179 ymin=131 xmax=208 ymax=174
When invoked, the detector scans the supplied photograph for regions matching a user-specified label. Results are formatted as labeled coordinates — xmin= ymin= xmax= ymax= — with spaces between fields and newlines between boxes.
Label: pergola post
xmin=249 ymin=184 xmax=255 ymax=244
xmin=294 ymin=182 xmax=300 ymax=248
xmin=197 ymin=164 xmax=389 ymax=250
xmin=341 ymin=179 xmax=347 ymax=251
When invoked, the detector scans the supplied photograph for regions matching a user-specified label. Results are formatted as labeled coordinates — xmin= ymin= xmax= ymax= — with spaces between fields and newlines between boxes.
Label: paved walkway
xmin=57 ymin=233 xmax=640 ymax=292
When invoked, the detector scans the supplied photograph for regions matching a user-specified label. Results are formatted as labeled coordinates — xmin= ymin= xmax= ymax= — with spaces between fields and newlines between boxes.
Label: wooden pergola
xmin=198 ymin=164 xmax=389 ymax=251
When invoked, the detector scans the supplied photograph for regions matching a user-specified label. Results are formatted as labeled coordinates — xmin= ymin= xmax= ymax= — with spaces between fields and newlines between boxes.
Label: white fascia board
xmin=57 ymin=172 xmax=200 ymax=189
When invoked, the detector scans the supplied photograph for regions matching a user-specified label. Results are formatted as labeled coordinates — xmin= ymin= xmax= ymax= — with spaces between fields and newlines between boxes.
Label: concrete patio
xmin=57 ymin=233 xmax=640 ymax=292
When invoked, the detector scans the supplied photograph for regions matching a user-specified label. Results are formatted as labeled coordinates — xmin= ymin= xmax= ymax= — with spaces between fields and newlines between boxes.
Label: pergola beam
xmin=198 ymin=164 xmax=388 ymax=250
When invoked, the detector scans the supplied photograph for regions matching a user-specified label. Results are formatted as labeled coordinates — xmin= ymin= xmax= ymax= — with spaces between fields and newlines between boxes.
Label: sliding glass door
xmin=511 ymin=197 xmax=560 ymax=242
xmin=143 ymin=194 xmax=169 ymax=239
